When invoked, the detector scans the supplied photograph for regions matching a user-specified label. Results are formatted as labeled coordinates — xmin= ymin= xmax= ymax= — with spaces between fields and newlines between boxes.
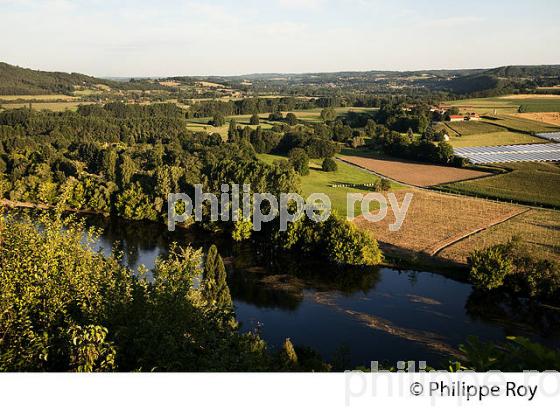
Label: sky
xmin=1 ymin=0 xmax=559 ymax=77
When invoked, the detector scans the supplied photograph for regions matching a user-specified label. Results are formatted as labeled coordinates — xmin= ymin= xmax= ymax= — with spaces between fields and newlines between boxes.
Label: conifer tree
xmin=279 ymin=338 xmax=298 ymax=369
xmin=227 ymin=119 xmax=238 ymax=142
xmin=202 ymin=245 xmax=232 ymax=309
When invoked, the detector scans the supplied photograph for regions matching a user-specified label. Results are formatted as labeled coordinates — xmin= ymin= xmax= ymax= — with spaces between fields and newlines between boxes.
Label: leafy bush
xmin=468 ymin=238 xmax=560 ymax=301
xmin=468 ymin=242 xmax=515 ymax=290
xmin=274 ymin=213 xmax=382 ymax=266
xmin=321 ymin=157 xmax=338 ymax=172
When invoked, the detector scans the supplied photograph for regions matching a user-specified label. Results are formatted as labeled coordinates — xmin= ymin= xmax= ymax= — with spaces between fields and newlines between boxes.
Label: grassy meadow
xmin=257 ymin=152 xmax=403 ymax=215
xmin=448 ymin=131 xmax=546 ymax=148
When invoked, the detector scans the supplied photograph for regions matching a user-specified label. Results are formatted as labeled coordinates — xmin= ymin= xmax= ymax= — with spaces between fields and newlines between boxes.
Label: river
xmin=68 ymin=214 xmax=560 ymax=368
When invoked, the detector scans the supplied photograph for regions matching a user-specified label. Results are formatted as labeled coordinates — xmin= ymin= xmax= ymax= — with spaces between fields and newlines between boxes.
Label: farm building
xmin=449 ymin=115 xmax=465 ymax=122
xmin=448 ymin=113 xmax=481 ymax=122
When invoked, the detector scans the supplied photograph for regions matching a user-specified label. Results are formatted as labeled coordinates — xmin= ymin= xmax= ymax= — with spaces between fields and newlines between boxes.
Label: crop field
xmin=445 ymin=97 xmax=519 ymax=115
xmin=483 ymin=114 xmax=560 ymax=134
xmin=444 ymin=120 xmax=503 ymax=135
xmin=512 ymin=112 xmax=560 ymax=126
xmin=339 ymin=153 xmax=491 ymax=187
xmin=439 ymin=208 xmax=560 ymax=264
xmin=449 ymin=131 xmax=546 ymax=147
xmin=354 ymin=188 xmax=523 ymax=258
xmin=446 ymin=95 xmax=560 ymax=115
xmin=257 ymin=153 xmax=403 ymax=215
xmin=439 ymin=162 xmax=560 ymax=208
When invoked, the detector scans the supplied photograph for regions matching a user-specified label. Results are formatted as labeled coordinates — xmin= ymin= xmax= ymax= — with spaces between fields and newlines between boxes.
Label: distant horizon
xmin=1 ymin=0 xmax=559 ymax=77
xmin=4 ymin=60 xmax=560 ymax=80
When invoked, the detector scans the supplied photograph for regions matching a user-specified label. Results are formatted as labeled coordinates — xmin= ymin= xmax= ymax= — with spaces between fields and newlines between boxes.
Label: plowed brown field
xmin=340 ymin=155 xmax=490 ymax=187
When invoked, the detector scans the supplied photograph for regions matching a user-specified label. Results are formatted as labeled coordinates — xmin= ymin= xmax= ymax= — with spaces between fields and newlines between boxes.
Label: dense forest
xmin=0 ymin=102 xmax=382 ymax=266
xmin=0 ymin=62 xmax=170 ymax=95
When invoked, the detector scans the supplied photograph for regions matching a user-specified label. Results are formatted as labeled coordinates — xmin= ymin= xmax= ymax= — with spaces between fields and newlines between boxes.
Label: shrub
xmin=468 ymin=238 xmax=560 ymax=301
xmin=380 ymin=178 xmax=391 ymax=191
xmin=321 ymin=157 xmax=338 ymax=172
xmin=468 ymin=242 xmax=515 ymax=290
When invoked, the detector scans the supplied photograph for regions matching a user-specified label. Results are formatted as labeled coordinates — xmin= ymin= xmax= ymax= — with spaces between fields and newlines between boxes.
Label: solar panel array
xmin=536 ymin=132 xmax=560 ymax=142
xmin=454 ymin=143 xmax=560 ymax=164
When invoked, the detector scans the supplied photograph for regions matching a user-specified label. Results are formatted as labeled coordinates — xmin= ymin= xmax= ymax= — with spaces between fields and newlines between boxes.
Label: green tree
xmin=115 ymin=182 xmax=157 ymax=220
xmin=285 ymin=112 xmax=297 ymax=126
xmin=278 ymin=338 xmax=298 ymax=370
xmin=468 ymin=242 xmax=515 ymax=290
xmin=0 ymin=214 xmax=271 ymax=371
xmin=321 ymin=157 xmax=338 ymax=172
xmin=212 ymin=113 xmax=226 ymax=127
xmin=227 ymin=119 xmax=238 ymax=141
xmin=320 ymin=107 xmax=336 ymax=121
xmin=437 ymin=141 xmax=455 ymax=164
xmin=117 ymin=153 xmax=136 ymax=187
xmin=422 ymin=123 xmax=434 ymax=141
xmin=202 ymin=245 xmax=232 ymax=309
xmin=102 ymin=148 xmax=117 ymax=181
xmin=249 ymin=113 xmax=260 ymax=125
xmin=288 ymin=148 xmax=310 ymax=176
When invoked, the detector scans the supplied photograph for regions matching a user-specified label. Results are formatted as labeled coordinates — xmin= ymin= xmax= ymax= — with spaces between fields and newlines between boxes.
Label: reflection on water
xmin=28 ymin=213 xmax=560 ymax=367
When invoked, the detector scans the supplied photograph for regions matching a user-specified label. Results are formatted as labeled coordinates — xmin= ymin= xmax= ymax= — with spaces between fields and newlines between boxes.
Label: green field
xmin=449 ymin=131 xmax=547 ymax=147
xmin=443 ymin=120 xmax=503 ymax=136
xmin=435 ymin=119 xmax=550 ymax=147
xmin=446 ymin=97 xmax=519 ymax=114
xmin=517 ymin=100 xmax=560 ymax=113
xmin=257 ymin=153 xmax=403 ymax=215
xmin=439 ymin=162 xmax=560 ymax=208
